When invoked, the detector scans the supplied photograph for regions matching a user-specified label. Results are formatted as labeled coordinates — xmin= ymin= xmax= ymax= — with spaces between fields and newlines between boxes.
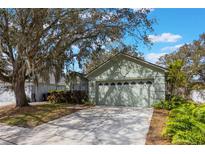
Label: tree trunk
xmin=14 ymin=78 xmax=29 ymax=107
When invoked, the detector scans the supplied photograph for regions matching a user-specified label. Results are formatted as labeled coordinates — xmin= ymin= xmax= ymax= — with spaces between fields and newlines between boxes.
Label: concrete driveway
xmin=0 ymin=106 xmax=153 ymax=145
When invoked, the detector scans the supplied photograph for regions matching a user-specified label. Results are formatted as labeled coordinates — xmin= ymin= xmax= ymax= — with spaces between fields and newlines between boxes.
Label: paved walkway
xmin=0 ymin=106 xmax=153 ymax=145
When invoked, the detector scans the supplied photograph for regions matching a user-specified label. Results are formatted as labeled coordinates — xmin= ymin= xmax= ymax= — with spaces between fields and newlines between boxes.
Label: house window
xmin=98 ymin=83 xmax=103 ymax=86
xmin=138 ymin=81 xmax=144 ymax=84
xmin=104 ymin=83 xmax=109 ymax=86
xmin=124 ymin=82 xmax=129 ymax=85
xmin=146 ymin=81 xmax=152 ymax=85
xmin=131 ymin=81 xmax=136 ymax=85
xmin=117 ymin=82 xmax=122 ymax=85
xmin=111 ymin=83 xmax=115 ymax=86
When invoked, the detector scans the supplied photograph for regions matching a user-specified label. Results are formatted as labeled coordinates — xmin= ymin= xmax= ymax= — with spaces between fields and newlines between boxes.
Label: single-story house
xmin=86 ymin=52 xmax=167 ymax=107
xmin=0 ymin=73 xmax=66 ymax=103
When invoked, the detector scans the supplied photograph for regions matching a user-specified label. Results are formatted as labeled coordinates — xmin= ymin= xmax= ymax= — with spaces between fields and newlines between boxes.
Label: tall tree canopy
xmin=0 ymin=8 xmax=154 ymax=107
xmin=83 ymin=45 xmax=144 ymax=73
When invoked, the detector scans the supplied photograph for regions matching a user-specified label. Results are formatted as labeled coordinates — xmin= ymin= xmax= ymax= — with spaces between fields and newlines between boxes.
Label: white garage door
xmin=97 ymin=80 xmax=154 ymax=107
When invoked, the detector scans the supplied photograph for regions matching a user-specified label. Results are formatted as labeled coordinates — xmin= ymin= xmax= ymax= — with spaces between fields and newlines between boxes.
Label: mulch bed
xmin=146 ymin=109 xmax=171 ymax=145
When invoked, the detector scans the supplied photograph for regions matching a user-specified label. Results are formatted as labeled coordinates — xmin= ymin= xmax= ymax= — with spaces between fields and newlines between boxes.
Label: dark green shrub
xmin=152 ymin=95 xmax=192 ymax=110
xmin=152 ymin=100 xmax=164 ymax=109
xmin=47 ymin=91 xmax=88 ymax=104
xmin=152 ymin=100 xmax=179 ymax=110
xmin=170 ymin=95 xmax=187 ymax=103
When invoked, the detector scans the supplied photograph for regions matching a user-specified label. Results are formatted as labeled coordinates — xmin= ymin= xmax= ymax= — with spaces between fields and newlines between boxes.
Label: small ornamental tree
xmin=166 ymin=60 xmax=187 ymax=96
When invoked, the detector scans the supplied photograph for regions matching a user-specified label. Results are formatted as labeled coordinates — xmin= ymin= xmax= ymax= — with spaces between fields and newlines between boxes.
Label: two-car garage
xmin=96 ymin=80 xmax=154 ymax=107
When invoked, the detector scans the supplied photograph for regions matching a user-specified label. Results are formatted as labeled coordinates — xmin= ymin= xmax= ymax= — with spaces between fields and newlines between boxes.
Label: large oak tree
xmin=0 ymin=8 xmax=154 ymax=107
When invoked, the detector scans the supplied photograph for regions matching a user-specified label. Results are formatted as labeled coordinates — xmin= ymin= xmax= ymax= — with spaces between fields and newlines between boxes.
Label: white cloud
xmin=161 ymin=44 xmax=184 ymax=52
xmin=148 ymin=33 xmax=182 ymax=43
xmin=145 ymin=52 xmax=167 ymax=64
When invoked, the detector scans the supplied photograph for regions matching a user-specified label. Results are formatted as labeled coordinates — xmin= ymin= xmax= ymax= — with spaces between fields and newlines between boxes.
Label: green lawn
xmin=0 ymin=103 xmax=87 ymax=128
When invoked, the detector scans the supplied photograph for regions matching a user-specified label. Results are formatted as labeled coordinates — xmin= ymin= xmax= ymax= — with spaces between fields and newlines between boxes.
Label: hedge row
xmin=47 ymin=90 xmax=88 ymax=104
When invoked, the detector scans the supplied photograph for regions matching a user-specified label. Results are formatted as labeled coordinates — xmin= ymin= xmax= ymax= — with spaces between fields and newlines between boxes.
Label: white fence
xmin=0 ymin=85 xmax=32 ymax=106
xmin=0 ymin=83 xmax=66 ymax=106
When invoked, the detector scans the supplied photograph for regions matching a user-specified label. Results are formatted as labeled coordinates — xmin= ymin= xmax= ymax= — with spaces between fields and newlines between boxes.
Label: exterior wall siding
xmin=87 ymin=55 xmax=166 ymax=106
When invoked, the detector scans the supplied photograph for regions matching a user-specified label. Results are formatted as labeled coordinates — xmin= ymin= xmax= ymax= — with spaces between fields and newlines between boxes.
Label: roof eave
xmin=85 ymin=52 xmax=167 ymax=78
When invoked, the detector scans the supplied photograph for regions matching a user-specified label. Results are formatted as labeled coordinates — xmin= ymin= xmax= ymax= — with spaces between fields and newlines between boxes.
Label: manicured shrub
xmin=47 ymin=90 xmax=88 ymax=104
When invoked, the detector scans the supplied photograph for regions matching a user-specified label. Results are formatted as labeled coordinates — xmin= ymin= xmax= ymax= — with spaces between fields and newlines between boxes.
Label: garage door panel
xmin=97 ymin=81 xmax=153 ymax=107
xmin=98 ymin=85 xmax=126 ymax=106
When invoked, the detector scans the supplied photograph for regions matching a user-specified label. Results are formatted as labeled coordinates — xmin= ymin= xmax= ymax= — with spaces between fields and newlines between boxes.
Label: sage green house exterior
xmin=86 ymin=53 xmax=166 ymax=107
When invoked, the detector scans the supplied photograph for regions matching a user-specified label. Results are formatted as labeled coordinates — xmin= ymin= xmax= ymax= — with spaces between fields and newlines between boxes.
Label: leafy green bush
xmin=152 ymin=95 xmax=190 ymax=110
xmin=172 ymin=130 xmax=205 ymax=145
xmin=162 ymin=115 xmax=194 ymax=137
xmin=152 ymin=100 xmax=178 ymax=110
xmin=162 ymin=103 xmax=205 ymax=145
xmin=192 ymin=104 xmax=205 ymax=123
xmin=169 ymin=103 xmax=196 ymax=117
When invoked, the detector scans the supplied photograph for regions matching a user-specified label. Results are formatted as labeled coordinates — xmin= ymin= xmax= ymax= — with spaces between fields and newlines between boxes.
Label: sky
xmin=135 ymin=8 xmax=205 ymax=63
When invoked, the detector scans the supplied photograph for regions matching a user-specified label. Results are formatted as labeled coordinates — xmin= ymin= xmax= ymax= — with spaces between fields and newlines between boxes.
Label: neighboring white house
xmin=0 ymin=73 xmax=66 ymax=104
xmin=86 ymin=53 xmax=167 ymax=107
